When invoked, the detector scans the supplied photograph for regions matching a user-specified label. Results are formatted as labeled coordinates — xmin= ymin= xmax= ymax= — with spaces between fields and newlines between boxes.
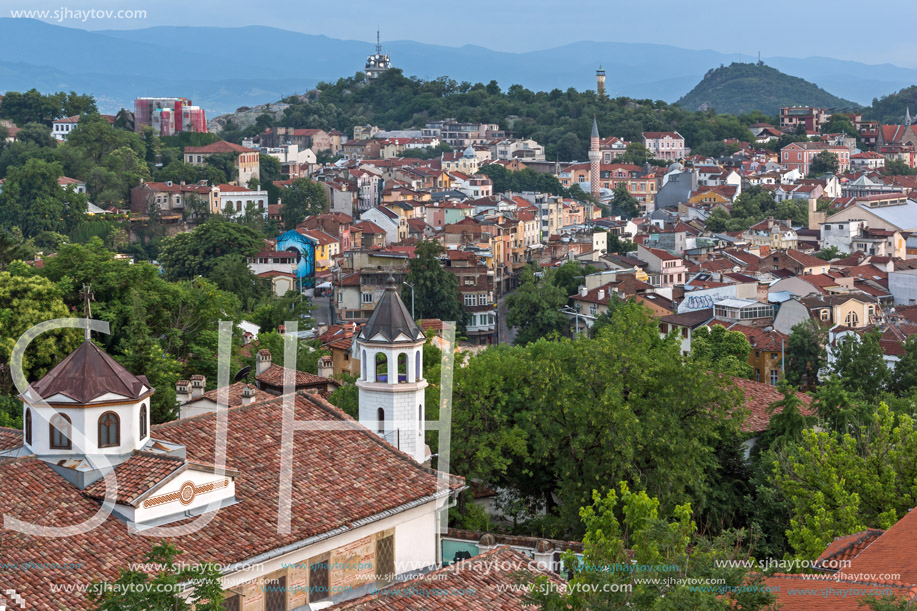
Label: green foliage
xmin=868 ymin=84 xmax=917 ymax=124
xmin=0 ymin=229 xmax=36 ymax=269
xmin=207 ymin=254 xmax=271 ymax=312
xmin=204 ymin=152 xmax=238 ymax=183
xmin=774 ymin=403 xmax=917 ymax=560
xmin=690 ymin=324 xmax=753 ymax=378
xmin=0 ymin=89 xmax=96 ymax=125
xmin=0 ymin=271 xmax=81 ymax=393
xmin=821 ymin=114 xmax=858 ymax=137
xmin=785 ymin=319 xmax=827 ymax=390
xmin=157 ymin=218 xmax=264 ymax=282
xmin=830 ymin=330 xmax=889 ymax=400
xmin=0 ymin=158 xmax=88 ymax=237
xmin=453 ymin=301 xmax=746 ymax=535
xmin=279 ymin=69 xmax=772 ymax=161
xmin=890 ymin=335 xmax=917 ymax=396
xmin=505 ymin=266 xmax=569 ymax=344
xmin=814 ymin=245 xmax=845 ymax=261
xmin=609 ymin=184 xmax=639 ymax=218
xmin=809 ymin=150 xmax=839 ymax=176
xmin=676 ymin=62 xmax=858 ymax=116
xmin=250 ymin=291 xmax=314 ymax=334
xmin=478 ymin=164 xmax=568 ymax=196
xmin=525 ymin=482 xmax=776 ymax=610
xmin=715 ymin=186 xmax=806 ymax=232
xmin=279 ymin=177 xmax=327 ymax=228
xmin=881 ymin=158 xmax=915 ymax=176
xmin=89 ymin=542 xmax=224 ymax=610
xmin=402 ymin=240 xmax=467 ymax=326
xmin=328 ymin=373 xmax=358 ymax=418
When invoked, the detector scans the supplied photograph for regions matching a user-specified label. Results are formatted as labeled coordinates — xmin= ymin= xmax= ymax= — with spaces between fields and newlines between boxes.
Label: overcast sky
xmin=5 ymin=0 xmax=917 ymax=67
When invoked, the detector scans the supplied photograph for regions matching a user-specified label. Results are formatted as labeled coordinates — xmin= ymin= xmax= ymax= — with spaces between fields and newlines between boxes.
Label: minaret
xmin=355 ymin=276 xmax=428 ymax=463
xmin=589 ymin=116 xmax=601 ymax=200
xmin=596 ymin=66 xmax=606 ymax=97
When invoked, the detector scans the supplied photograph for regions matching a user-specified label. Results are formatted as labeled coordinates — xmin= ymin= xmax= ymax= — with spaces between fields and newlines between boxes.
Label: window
xmin=98 ymin=411 xmax=120 ymax=448
xmin=418 ymin=405 xmax=423 ymax=429
xmin=309 ymin=557 xmax=330 ymax=602
xmin=222 ymin=594 xmax=241 ymax=611
xmin=377 ymin=407 xmax=385 ymax=435
xmin=755 ymin=368 xmax=761 ymax=382
xmin=464 ymin=294 xmax=475 ymax=307
xmin=362 ymin=292 xmax=373 ymax=304
xmin=376 ymin=534 xmax=395 ymax=584
xmin=25 ymin=408 xmax=32 ymax=445
xmin=845 ymin=311 xmax=859 ymax=326
xmin=397 ymin=353 xmax=407 ymax=381
xmin=139 ymin=404 xmax=148 ymax=440
xmin=264 ymin=575 xmax=286 ymax=611
xmin=770 ymin=370 xmax=779 ymax=386
xmin=50 ymin=414 xmax=71 ymax=450
xmin=415 ymin=351 xmax=421 ymax=379
xmin=681 ymin=327 xmax=688 ymax=339
xmin=820 ymin=309 xmax=830 ymax=321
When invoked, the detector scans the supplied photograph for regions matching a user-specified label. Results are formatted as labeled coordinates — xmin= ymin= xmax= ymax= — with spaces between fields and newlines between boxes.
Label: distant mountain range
xmin=677 ymin=63 xmax=859 ymax=115
xmin=1 ymin=19 xmax=916 ymax=116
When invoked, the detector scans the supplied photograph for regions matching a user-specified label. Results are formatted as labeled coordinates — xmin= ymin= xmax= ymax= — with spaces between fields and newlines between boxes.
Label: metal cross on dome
xmin=78 ymin=283 xmax=95 ymax=342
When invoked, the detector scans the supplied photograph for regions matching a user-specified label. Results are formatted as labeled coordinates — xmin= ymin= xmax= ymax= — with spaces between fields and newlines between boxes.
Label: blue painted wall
xmin=275 ymin=230 xmax=317 ymax=288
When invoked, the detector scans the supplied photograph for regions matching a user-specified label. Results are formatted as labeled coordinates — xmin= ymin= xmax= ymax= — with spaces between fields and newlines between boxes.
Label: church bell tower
xmin=356 ymin=277 xmax=428 ymax=463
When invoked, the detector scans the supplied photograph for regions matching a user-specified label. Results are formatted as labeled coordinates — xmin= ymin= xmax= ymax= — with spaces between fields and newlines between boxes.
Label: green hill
xmin=676 ymin=62 xmax=859 ymax=115
xmin=867 ymin=85 xmax=917 ymax=124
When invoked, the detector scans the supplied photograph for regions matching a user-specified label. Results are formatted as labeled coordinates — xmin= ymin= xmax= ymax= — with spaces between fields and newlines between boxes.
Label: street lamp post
xmin=403 ymin=281 xmax=415 ymax=319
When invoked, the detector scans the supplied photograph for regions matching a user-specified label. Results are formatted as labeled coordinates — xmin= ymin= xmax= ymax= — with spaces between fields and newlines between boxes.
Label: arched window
xmin=139 ymin=403 xmax=148 ymax=440
xmin=376 ymin=353 xmax=388 ymax=382
xmin=98 ymin=411 xmax=120 ymax=448
xmin=376 ymin=407 xmax=385 ymax=435
xmin=397 ymin=353 xmax=407 ymax=382
xmin=50 ymin=414 xmax=72 ymax=450
xmin=845 ymin=311 xmax=859 ymax=327
xmin=415 ymin=351 xmax=421 ymax=380
xmin=362 ymin=350 xmax=367 ymax=380
xmin=25 ymin=408 xmax=32 ymax=445
xmin=418 ymin=404 xmax=423 ymax=428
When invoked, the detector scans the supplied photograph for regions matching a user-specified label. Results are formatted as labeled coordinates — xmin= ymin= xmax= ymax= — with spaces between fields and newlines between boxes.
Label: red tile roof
xmin=0 ymin=392 xmax=463 ymax=610
xmin=764 ymin=573 xmax=917 ymax=609
xmin=0 ymin=426 xmax=21 ymax=451
xmin=837 ymin=503 xmax=917 ymax=585
xmin=730 ymin=376 xmax=813 ymax=433
xmin=255 ymin=363 xmax=338 ymax=389
xmin=82 ymin=452 xmax=188 ymax=505
xmin=185 ymin=140 xmax=257 ymax=154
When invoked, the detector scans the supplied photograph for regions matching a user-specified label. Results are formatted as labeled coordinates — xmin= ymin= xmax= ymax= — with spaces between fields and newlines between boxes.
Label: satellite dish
xmin=233 ymin=366 xmax=252 ymax=383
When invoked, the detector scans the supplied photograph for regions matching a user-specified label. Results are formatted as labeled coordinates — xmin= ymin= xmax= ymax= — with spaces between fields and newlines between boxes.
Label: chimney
xmin=241 ymin=384 xmax=257 ymax=405
xmin=190 ymin=375 xmax=206 ymax=399
xmin=256 ymin=349 xmax=272 ymax=375
xmin=597 ymin=289 xmax=605 ymax=301
xmin=579 ymin=286 xmax=588 ymax=297
xmin=176 ymin=379 xmax=191 ymax=405
xmin=317 ymin=355 xmax=334 ymax=379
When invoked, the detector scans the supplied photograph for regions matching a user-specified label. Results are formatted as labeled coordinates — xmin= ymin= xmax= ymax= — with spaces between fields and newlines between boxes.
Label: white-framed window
xmin=770 ymin=370 xmax=779 ymax=386
xmin=464 ymin=294 xmax=475 ymax=307
xmin=362 ymin=292 xmax=373 ymax=304
xmin=845 ymin=311 xmax=859 ymax=326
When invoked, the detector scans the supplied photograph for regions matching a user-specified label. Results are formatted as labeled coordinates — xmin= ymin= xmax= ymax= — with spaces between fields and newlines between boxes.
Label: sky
xmin=3 ymin=0 xmax=917 ymax=67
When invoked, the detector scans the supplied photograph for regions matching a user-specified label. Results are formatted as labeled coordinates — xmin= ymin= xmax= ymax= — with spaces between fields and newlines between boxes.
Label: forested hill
xmin=868 ymin=85 xmax=917 ymax=124
xmin=218 ymin=69 xmax=768 ymax=162
xmin=676 ymin=62 xmax=859 ymax=116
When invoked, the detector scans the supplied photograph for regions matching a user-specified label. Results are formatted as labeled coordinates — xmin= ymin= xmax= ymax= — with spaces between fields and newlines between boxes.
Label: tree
xmin=785 ymin=319 xmax=827 ymax=390
xmin=809 ymin=150 xmax=839 ymax=176
xmin=280 ymin=177 xmax=327 ymax=228
xmin=204 ymin=152 xmax=238 ymax=183
xmin=620 ymin=142 xmax=649 ymax=165
xmin=16 ymin=122 xmax=56 ymax=147
xmin=609 ymin=184 xmax=639 ymax=218
xmin=89 ymin=542 xmax=224 ymax=610
xmin=157 ymin=218 xmax=264 ymax=281
xmin=115 ymin=291 xmax=182 ymax=423
xmin=821 ymin=114 xmax=857 ymax=137
xmin=454 ymin=300 xmax=747 ymax=534
xmin=401 ymin=240 xmax=466 ymax=326
xmin=704 ymin=207 xmax=731 ymax=233
xmin=830 ymin=330 xmax=889 ymax=400
xmin=690 ymin=324 xmax=753 ymax=378
xmin=207 ymin=254 xmax=271 ymax=312
xmin=774 ymin=403 xmax=917 ymax=560
xmin=259 ymin=153 xmax=282 ymax=183
xmin=0 ymin=271 xmax=81 ymax=394
xmin=815 ymin=245 xmax=845 ymax=261
xmin=250 ymin=291 xmax=314 ymax=334
xmin=890 ymin=334 xmax=917 ymax=396
xmin=881 ymin=159 xmax=915 ymax=176
xmin=0 ymin=158 xmax=88 ymax=238
xmin=525 ymin=482 xmax=776 ymax=610
xmin=0 ymin=228 xmax=35 ymax=270
xmin=505 ymin=266 xmax=569 ymax=345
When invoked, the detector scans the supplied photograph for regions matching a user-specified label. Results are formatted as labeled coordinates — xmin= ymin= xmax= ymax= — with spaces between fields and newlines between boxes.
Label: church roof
xmin=23 ymin=341 xmax=152 ymax=405
xmin=359 ymin=277 xmax=425 ymax=344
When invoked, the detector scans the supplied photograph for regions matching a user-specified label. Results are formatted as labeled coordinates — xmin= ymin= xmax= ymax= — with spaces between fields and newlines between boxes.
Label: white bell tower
xmin=356 ymin=276 xmax=428 ymax=463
